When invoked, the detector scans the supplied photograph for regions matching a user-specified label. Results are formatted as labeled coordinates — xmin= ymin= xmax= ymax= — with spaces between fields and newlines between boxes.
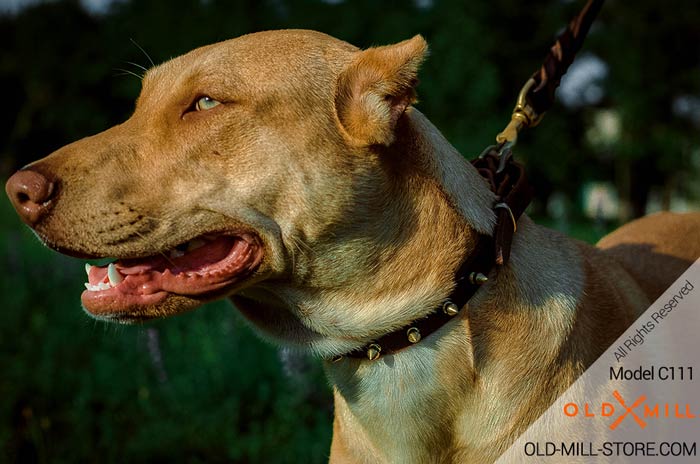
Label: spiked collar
xmin=328 ymin=148 xmax=533 ymax=362
xmin=334 ymin=233 xmax=495 ymax=362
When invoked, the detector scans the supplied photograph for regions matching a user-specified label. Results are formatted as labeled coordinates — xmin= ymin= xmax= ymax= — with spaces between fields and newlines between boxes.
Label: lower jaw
xmin=81 ymin=290 xmax=169 ymax=319
xmin=82 ymin=292 xmax=210 ymax=323
xmin=81 ymin=277 xmax=257 ymax=322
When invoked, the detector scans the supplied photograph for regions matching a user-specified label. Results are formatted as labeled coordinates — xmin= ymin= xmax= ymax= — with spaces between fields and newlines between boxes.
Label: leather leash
xmin=337 ymin=0 xmax=605 ymax=362
xmin=497 ymin=0 xmax=606 ymax=146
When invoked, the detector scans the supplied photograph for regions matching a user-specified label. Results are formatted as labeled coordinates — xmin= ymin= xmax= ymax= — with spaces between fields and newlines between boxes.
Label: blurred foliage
xmin=0 ymin=0 xmax=698 ymax=462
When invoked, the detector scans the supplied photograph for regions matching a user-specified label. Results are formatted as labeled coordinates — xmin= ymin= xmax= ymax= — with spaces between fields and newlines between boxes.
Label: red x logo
xmin=609 ymin=390 xmax=647 ymax=430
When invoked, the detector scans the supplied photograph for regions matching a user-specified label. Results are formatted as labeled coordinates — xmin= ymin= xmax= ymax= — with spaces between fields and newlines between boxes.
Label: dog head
xmin=6 ymin=30 xmax=492 ymax=355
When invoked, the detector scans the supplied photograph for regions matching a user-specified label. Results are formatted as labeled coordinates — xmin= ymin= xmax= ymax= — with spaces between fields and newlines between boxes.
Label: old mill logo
xmin=564 ymin=391 xmax=696 ymax=430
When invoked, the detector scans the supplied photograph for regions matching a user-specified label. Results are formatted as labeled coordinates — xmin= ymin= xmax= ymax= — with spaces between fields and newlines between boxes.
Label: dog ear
xmin=335 ymin=35 xmax=428 ymax=146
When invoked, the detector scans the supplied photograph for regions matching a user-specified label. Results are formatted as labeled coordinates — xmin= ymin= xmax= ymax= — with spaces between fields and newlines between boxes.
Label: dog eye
xmin=195 ymin=96 xmax=221 ymax=111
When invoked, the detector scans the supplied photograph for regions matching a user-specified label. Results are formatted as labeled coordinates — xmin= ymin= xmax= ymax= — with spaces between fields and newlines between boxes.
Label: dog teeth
xmin=84 ymin=264 xmax=123 ymax=292
xmin=107 ymin=263 xmax=123 ymax=285
xmin=84 ymin=282 xmax=110 ymax=292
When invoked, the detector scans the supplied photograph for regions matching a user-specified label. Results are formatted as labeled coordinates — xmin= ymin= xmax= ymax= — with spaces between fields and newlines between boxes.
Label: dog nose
xmin=5 ymin=169 xmax=57 ymax=226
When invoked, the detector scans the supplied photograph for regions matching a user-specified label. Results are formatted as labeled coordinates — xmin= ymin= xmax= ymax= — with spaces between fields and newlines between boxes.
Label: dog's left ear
xmin=335 ymin=35 xmax=428 ymax=146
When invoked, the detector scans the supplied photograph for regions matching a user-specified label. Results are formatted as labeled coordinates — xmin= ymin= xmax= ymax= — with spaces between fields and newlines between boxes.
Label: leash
xmin=336 ymin=0 xmax=605 ymax=362
xmin=496 ymin=0 xmax=606 ymax=148
xmin=475 ymin=0 xmax=605 ymax=266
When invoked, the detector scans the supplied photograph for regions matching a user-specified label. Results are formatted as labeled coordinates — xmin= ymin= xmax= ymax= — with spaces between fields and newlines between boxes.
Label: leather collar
xmin=332 ymin=148 xmax=533 ymax=362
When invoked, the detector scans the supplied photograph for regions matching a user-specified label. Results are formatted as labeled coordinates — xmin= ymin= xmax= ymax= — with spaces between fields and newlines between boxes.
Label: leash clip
xmin=495 ymin=78 xmax=543 ymax=147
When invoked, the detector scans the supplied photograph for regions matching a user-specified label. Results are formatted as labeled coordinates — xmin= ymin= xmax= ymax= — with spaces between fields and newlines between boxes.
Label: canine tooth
xmin=85 ymin=263 xmax=93 ymax=276
xmin=85 ymin=283 xmax=100 ymax=292
xmin=186 ymin=239 xmax=207 ymax=252
xmin=170 ymin=249 xmax=185 ymax=258
xmin=107 ymin=263 xmax=123 ymax=285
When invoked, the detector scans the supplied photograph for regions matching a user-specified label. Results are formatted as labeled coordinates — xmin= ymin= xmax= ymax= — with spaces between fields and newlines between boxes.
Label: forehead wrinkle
xmin=144 ymin=53 xmax=249 ymax=103
xmin=138 ymin=58 xmax=244 ymax=110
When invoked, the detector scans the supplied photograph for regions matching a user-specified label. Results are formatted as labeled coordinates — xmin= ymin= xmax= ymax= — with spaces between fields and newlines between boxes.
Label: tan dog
xmin=5 ymin=30 xmax=700 ymax=463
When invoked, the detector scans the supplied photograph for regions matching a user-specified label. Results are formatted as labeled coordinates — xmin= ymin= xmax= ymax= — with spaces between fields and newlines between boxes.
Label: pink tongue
xmin=118 ymin=236 xmax=236 ymax=275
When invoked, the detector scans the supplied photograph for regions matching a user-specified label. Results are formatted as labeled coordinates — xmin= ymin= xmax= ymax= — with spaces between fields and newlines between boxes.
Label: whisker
xmin=286 ymin=237 xmax=298 ymax=272
xmin=130 ymin=38 xmax=155 ymax=68
xmin=286 ymin=235 xmax=313 ymax=275
xmin=114 ymin=68 xmax=144 ymax=81
xmin=126 ymin=60 xmax=148 ymax=74
xmin=290 ymin=235 xmax=313 ymax=256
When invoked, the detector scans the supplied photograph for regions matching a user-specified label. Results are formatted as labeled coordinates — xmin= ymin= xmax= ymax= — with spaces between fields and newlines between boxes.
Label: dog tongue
xmin=118 ymin=236 xmax=235 ymax=275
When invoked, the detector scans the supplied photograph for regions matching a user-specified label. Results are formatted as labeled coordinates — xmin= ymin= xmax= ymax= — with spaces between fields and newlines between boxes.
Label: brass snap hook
xmin=495 ymin=77 xmax=542 ymax=147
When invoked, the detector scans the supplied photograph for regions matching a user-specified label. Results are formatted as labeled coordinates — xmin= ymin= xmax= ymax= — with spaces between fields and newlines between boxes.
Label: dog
xmin=5 ymin=30 xmax=700 ymax=463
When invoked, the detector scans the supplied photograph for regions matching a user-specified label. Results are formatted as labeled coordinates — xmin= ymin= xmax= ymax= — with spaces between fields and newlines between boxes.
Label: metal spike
xmin=469 ymin=272 xmax=489 ymax=285
xmin=442 ymin=301 xmax=460 ymax=316
xmin=407 ymin=327 xmax=421 ymax=344
xmin=366 ymin=344 xmax=381 ymax=361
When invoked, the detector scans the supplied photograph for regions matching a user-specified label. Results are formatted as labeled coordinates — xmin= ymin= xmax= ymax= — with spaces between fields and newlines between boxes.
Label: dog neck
xmin=324 ymin=110 xmax=585 ymax=462
xmin=322 ymin=110 xmax=493 ymax=461
xmin=399 ymin=109 xmax=497 ymax=236
xmin=336 ymin=109 xmax=504 ymax=361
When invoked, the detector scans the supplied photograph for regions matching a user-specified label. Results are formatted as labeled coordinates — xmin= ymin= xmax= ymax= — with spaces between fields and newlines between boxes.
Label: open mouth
xmin=81 ymin=233 xmax=262 ymax=321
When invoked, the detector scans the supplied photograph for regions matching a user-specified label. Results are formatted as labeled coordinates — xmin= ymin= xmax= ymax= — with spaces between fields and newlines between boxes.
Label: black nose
xmin=5 ymin=169 xmax=57 ymax=226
